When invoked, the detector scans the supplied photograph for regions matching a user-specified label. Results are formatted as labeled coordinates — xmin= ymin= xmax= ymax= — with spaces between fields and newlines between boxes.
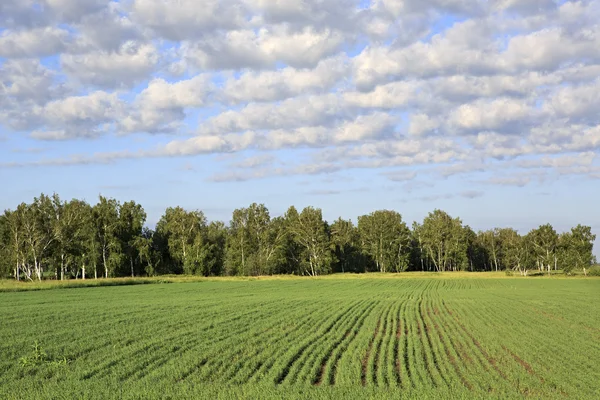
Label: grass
xmin=1 ymin=275 xmax=599 ymax=399
xmin=1 ymin=270 xmax=590 ymax=292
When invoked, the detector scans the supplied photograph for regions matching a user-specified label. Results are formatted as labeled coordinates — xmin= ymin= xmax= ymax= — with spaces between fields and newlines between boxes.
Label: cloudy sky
xmin=1 ymin=0 xmax=599 ymax=253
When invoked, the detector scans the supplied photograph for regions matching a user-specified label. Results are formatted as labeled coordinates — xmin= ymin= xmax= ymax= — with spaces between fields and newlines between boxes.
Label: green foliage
xmin=418 ymin=209 xmax=467 ymax=272
xmin=588 ymin=266 xmax=600 ymax=276
xmin=357 ymin=210 xmax=411 ymax=273
xmin=1 ymin=193 xmax=596 ymax=280
xmin=18 ymin=341 xmax=71 ymax=368
xmin=330 ymin=218 xmax=364 ymax=273
xmin=285 ymin=206 xmax=333 ymax=276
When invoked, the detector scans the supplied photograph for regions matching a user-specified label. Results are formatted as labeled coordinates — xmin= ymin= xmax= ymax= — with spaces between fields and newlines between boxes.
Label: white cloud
xmin=500 ymin=27 xmax=600 ymax=72
xmin=61 ymin=41 xmax=158 ymax=88
xmin=545 ymin=79 xmax=600 ymax=123
xmin=449 ymin=97 xmax=535 ymax=133
xmin=182 ymin=26 xmax=345 ymax=70
xmin=45 ymin=0 xmax=110 ymax=21
xmin=199 ymin=94 xmax=350 ymax=135
xmin=246 ymin=0 xmax=361 ymax=30
xmin=0 ymin=60 xmax=61 ymax=104
xmin=0 ymin=1 xmax=50 ymax=29
xmin=221 ymin=55 xmax=348 ymax=104
xmin=0 ymin=0 xmax=599 ymax=195
xmin=517 ymin=152 xmax=596 ymax=169
xmin=131 ymin=0 xmax=247 ymax=41
xmin=0 ymin=27 xmax=71 ymax=58
xmin=344 ymin=80 xmax=420 ymax=109
xmin=74 ymin=3 xmax=141 ymax=51
xmin=29 ymin=91 xmax=124 ymax=139
xmin=120 ymin=75 xmax=213 ymax=133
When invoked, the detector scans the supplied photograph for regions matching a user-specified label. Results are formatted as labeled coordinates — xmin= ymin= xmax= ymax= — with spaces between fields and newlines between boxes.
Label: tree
xmin=226 ymin=206 xmax=253 ymax=276
xmin=119 ymin=201 xmax=147 ymax=277
xmin=93 ymin=196 xmax=122 ymax=278
xmin=479 ymin=229 xmax=502 ymax=271
xmin=0 ymin=213 xmax=12 ymax=278
xmin=1 ymin=208 xmax=25 ymax=280
xmin=2 ymin=192 xmax=598 ymax=280
xmin=49 ymin=196 xmax=91 ymax=280
xmin=500 ymin=229 xmax=531 ymax=275
xmin=358 ymin=210 xmax=412 ymax=273
xmin=420 ymin=210 xmax=466 ymax=272
xmin=286 ymin=206 xmax=332 ymax=276
xmin=156 ymin=207 xmax=208 ymax=275
xmin=558 ymin=225 xmax=596 ymax=275
xmin=19 ymin=195 xmax=57 ymax=281
xmin=79 ymin=202 xmax=100 ymax=279
xmin=411 ymin=222 xmax=432 ymax=271
xmin=527 ymin=224 xmax=558 ymax=275
xmin=225 ymin=204 xmax=287 ymax=276
xmin=204 ymin=221 xmax=227 ymax=276
xmin=134 ymin=228 xmax=157 ymax=276
xmin=330 ymin=218 xmax=362 ymax=273
xmin=464 ymin=225 xmax=485 ymax=272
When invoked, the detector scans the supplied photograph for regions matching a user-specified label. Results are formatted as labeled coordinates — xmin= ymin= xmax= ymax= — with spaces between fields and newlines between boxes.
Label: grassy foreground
xmin=1 ymin=275 xmax=599 ymax=399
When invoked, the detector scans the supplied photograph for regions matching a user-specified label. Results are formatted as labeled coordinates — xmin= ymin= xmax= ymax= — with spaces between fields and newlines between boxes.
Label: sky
xmin=1 ymin=0 xmax=600 ymax=256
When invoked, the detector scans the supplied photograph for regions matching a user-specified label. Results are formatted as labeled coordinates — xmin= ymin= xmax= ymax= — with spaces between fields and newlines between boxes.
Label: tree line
xmin=0 ymin=193 xmax=596 ymax=280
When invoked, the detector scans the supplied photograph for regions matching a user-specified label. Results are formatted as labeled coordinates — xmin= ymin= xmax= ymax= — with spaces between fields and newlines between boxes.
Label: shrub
xmin=587 ymin=266 xmax=600 ymax=276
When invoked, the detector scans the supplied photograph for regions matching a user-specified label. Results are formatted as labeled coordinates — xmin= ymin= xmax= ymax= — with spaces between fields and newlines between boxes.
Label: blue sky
xmin=1 ymin=0 xmax=600 ymax=255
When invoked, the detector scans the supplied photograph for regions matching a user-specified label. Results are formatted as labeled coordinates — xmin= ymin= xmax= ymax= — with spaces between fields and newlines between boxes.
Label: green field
xmin=1 ymin=275 xmax=599 ymax=399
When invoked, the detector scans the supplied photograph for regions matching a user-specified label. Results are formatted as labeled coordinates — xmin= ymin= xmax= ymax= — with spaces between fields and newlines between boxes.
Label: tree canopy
xmin=0 ymin=193 xmax=595 ymax=280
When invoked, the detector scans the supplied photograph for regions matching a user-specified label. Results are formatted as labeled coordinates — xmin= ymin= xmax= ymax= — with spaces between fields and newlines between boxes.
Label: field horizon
xmin=1 ymin=269 xmax=596 ymax=293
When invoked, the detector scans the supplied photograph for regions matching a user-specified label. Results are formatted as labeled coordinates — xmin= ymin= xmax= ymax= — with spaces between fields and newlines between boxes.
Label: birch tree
xmin=527 ymin=224 xmax=558 ymax=275
xmin=119 ymin=201 xmax=147 ymax=277
xmin=358 ymin=210 xmax=411 ymax=273
xmin=156 ymin=207 xmax=208 ymax=275
xmin=420 ymin=209 xmax=465 ymax=272
xmin=286 ymin=206 xmax=332 ymax=276
xmin=93 ymin=196 xmax=122 ymax=278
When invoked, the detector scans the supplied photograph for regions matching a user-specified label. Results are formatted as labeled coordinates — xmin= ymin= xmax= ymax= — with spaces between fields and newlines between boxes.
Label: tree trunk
xmin=33 ymin=254 xmax=42 ymax=281
xmin=82 ymin=263 xmax=86 ymax=280
xmin=131 ymin=257 xmax=134 ymax=278
xmin=103 ymin=247 xmax=109 ymax=278
xmin=60 ymin=253 xmax=65 ymax=281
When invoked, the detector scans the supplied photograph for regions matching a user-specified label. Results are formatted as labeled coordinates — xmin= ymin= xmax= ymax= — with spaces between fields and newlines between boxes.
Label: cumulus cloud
xmin=199 ymin=94 xmax=351 ymax=135
xmin=61 ymin=41 xmax=159 ymax=88
xmin=120 ymin=75 xmax=213 ymax=133
xmin=182 ymin=26 xmax=345 ymax=70
xmin=221 ymin=55 xmax=349 ymax=104
xmin=0 ymin=0 xmax=600 ymax=195
xmin=27 ymin=91 xmax=124 ymax=140
xmin=131 ymin=0 xmax=248 ymax=41
xmin=0 ymin=27 xmax=71 ymax=58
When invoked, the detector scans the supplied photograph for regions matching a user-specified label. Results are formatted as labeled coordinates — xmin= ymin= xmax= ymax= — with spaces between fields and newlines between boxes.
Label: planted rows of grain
xmin=1 ymin=277 xmax=599 ymax=399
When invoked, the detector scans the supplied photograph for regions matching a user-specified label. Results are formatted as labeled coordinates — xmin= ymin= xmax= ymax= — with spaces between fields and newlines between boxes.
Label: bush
xmin=587 ymin=266 xmax=600 ymax=276
xmin=504 ymin=269 xmax=514 ymax=276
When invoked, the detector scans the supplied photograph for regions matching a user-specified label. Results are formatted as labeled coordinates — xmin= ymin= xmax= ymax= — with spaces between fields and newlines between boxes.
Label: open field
xmin=1 ymin=276 xmax=599 ymax=399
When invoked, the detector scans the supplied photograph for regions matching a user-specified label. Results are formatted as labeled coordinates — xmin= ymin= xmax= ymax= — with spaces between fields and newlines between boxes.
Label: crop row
xmin=1 ymin=278 xmax=599 ymax=399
